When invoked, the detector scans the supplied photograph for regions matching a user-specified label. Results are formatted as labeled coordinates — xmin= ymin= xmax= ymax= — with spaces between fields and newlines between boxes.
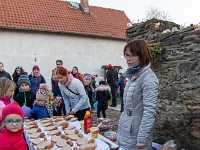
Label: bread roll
xmin=51 ymin=135 xmax=62 ymax=142
xmin=56 ymin=139 xmax=67 ymax=147
xmin=79 ymin=143 xmax=97 ymax=150
xmin=76 ymin=138 xmax=87 ymax=146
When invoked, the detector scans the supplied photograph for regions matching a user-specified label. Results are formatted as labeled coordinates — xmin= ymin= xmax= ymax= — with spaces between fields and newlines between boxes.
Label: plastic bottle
xmin=84 ymin=111 xmax=92 ymax=134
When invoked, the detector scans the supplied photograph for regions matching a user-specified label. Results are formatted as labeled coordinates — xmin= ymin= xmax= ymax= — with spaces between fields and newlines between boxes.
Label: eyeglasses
xmin=16 ymin=66 xmax=22 ymax=69
xmin=4 ymin=119 xmax=24 ymax=126
xmin=124 ymin=54 xmax=135 ymax=59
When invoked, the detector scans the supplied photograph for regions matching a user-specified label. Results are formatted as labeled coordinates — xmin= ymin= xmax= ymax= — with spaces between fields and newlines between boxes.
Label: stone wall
xmin=126 ymin=19 xmax=200 ymax=150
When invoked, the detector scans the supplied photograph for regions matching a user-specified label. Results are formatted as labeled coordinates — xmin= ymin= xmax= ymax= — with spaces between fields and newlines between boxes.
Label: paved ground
xmin=91 ymin=105 xmax=121 ymax=133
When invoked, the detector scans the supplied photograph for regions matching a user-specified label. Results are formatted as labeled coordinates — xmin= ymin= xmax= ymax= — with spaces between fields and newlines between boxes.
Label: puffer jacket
xmin=0 ymin=128 xmax=28 ymax=150
xmin=117 ymin=64 xmax=159 ymax=150
xmin=58 ymin=78 xmax=90 ymax=114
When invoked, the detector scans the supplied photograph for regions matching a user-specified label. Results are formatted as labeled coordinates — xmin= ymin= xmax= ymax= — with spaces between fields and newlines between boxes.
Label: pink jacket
xmin=0 ymin=128 xmax=28 ymax=150
xmin=0 ymin=96 xmax=10 ymax=126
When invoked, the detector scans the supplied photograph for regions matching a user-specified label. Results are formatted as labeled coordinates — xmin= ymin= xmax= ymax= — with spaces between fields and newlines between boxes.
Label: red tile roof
xmin=0 ymin=0 xmax=130 ymax=39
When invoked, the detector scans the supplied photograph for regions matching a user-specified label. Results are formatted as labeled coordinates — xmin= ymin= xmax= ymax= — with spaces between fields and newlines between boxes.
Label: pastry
xmin=51 ymin=135 xmax=62 ymax=142
xmin=30 ymin=132 xmax=42 ymax=139
xmin=76 ymin=138 xmax=87 ymax=146
xmin=79 ymin=143 xmax=97 ymax=150
xmin=44 ymin=126 xmax=57 ymax=131
xmin=68 ymin=134 xmax=80 ymax=141
xmin=32 ymin=139 xmax=42 ymax=145
xmin=37 ymin=141 xmax=51 ymax=150
xmin=61 ymin=146 xmax=72 ymax=150
xmin=65 ymin=115 xmax=74 ymax=120
xmin=56 ymin=139 xmax=67 ymax=147
xmin=47 ymin=130 xmax=61 ymax=136
xmin=68 ymin=117 xmax=78 ymax=122
xmin=64 ymin=129 xmax=76 ymax=135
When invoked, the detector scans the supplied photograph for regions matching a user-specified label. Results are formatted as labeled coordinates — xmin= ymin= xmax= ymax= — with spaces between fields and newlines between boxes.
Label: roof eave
xmin=0 ymin=26 xmax=126 ymax=41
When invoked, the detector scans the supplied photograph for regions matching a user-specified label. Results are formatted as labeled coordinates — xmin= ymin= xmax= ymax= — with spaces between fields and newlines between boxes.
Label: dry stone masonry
xmin=126 ymin=19 xmax=200 ymax=150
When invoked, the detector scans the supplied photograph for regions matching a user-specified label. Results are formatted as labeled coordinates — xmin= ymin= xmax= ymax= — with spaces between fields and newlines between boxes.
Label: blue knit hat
xmin=18 ymin=75 xmax=30 ymax=86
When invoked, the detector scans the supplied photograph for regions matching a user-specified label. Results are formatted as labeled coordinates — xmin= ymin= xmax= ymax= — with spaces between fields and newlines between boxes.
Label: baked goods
xmin=65 ymin=115 xmax=75 ymax=120
xmin=56 ymin=139 xmax=67 ymax=147
xmin=76 ymin=138 xmax=87 ymax=146
xmin=53 ymin=116 xmax=63 ymax=119
xmin=88 ymin=139 xmax=95 ymax=144
xmin=30 ymin=132 xmax=42 ymax=139
xmin=61 ymin=146 xmax=72 ymax=150
xmin=67 ymin=141 xmax=73 ymax=147
xmin=64 ymin=129 xmax=76 ymax=135
xmin=42 ymin=122 xmax=53 ymax=127
xmin=66 ymin=125 xmax=76 ymax=130
xmin=28 ymin=128 xmax=40 ymax=134
xmin=51 ymin=135 xmax=62 ymax=142
xmin=44 ymin=126 xmax=58 ymax=131
xmin=40 ymin=119 xmax=52 ymax=124
xmin=32 ymin=139 xmax=42 ymax=145
xmin=47 ymin=130 xmax=61 ymax=136
xmin=68 ymin=117 xmax=78 ymax=122
xmin=68 ymin=135 xmax=80 ymax=141
xmin=55 ymin=121 xmax=64 ymax=126
xmin=61 ymin=122 xmax=69 ymax=129
xmin=37 ymin=141 xmax=51 ymax=150
xmin=79 ymin=143 xmax=97 ymax=150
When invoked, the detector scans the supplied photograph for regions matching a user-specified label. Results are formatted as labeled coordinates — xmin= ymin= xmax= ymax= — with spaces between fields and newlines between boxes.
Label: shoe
xmin=109 ymin=105 xmax=117 ymax=107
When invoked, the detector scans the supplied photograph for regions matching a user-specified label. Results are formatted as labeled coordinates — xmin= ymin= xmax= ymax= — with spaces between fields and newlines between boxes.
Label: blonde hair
xmin=0 ymin=77 xmax=16 ymax=97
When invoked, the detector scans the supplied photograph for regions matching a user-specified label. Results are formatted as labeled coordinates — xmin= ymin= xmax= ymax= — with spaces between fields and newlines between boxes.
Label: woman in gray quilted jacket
xmin=56 ymin=66 xmax=90 ymax=121
xmin=117 ymin=39 xmax=159 ymax=150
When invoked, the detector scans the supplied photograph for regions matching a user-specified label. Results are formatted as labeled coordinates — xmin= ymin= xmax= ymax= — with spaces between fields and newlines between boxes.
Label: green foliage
xmin=150 ymin=42 xmax=163 ymax=63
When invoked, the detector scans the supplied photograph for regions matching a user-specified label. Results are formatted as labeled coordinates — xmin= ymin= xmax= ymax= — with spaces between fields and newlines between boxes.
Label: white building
xmin=0 ymin=0 xmax=130 ymax=88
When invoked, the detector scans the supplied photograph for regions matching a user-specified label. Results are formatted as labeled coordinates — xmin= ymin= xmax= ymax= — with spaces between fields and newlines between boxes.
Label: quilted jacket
xmin=117 ymin=64 xmax=159 ymax=150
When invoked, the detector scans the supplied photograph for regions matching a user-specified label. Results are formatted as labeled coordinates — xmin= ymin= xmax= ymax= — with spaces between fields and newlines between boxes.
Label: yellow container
xmin=90 ymin=127 xmax=99 ymax=139
xmin=80 ymin=120 xmax=84 ymax=130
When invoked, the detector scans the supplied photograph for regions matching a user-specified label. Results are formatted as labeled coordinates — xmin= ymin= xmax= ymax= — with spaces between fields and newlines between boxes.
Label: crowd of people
xmin=0 ymin=39 xmax=159 ymax=150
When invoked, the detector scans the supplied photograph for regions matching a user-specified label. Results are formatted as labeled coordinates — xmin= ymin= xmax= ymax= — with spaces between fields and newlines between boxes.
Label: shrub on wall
xmin=150 ymin=42 xmax=163 ymax=63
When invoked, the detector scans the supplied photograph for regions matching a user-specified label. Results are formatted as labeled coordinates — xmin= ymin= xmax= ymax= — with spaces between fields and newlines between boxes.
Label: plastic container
xmin=84 ymin=111 xmax=92 ymax=134
xmin=97 ymin=118 xmax=111 ymax=131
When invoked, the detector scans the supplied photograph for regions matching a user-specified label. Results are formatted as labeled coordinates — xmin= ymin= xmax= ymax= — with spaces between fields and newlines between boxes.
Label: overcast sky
xmin=72 ymin=0 xmax=200 ymax=25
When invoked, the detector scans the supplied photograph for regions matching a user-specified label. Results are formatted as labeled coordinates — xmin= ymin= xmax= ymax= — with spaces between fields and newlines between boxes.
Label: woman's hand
xmin=137 ymin=142 xmax=145 ymax=149
xmin=69 ymin=111 xmax=74 ymax=115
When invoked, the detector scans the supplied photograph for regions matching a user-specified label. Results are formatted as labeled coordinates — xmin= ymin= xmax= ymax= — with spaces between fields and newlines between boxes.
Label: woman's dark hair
xmin=72 ymin=66 xmax=79 ymax=78
xmin=12 ymin=67 xmax=24 ymax=84
xmin=56 ymin=60 xmax=63 ymax=65
xmin=123 ymin=39 xmax=152 ymax=67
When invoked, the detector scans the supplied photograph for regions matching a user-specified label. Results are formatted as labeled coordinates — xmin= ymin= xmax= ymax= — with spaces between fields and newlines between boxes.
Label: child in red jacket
xmin=0 ymin=102 xmax=28 ymax=150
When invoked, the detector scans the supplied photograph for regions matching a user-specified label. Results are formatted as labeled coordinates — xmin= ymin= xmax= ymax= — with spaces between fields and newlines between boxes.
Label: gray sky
xmin=72 ymin=0 xmax=200 ymax=25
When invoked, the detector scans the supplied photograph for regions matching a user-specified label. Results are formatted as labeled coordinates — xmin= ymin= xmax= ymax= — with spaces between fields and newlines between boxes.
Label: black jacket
xmin=106 ymin=68 xmax=118 ymax=86
xmin=15 ymin=90 xmax=36 ymax=109
xmin=0 ymin=70 xmax=12 ymax=80
xmin=96 ymin=90 xmax=111 ymax=110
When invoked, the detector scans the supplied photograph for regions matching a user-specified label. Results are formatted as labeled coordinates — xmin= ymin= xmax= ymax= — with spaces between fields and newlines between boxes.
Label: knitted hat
xmin=18 ymin=75 xmax=31 ymax=86
xmin=22 ymin=106 xmax=31 ymax=119
xmin=2 ymin=102 xmax=24 ymax=120
xmin=108 ymin=64 xmax=113 ymax=68
xmin=32 ymin=65 xmax=40 ymax=71
xmin=36 ymin=84 xmax=49 ymax=101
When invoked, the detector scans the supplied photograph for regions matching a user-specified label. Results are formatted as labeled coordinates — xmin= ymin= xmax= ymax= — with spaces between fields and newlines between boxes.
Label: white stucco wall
xmin=0 ymin=29 xmax=128 ymax=88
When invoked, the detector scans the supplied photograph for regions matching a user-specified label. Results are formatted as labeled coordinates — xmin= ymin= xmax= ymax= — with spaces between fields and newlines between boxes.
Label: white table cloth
xmin=24 ymin=120 xmax=118 ymax=150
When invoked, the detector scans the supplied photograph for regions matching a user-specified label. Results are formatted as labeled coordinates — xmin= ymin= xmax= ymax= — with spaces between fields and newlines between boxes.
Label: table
xmin=24 ymin=120 xmax=118 ymax=150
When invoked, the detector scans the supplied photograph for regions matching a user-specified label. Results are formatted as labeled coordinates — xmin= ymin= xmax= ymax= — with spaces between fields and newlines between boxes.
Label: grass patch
xmin=108 ymin=92 xmax=121 ymax=105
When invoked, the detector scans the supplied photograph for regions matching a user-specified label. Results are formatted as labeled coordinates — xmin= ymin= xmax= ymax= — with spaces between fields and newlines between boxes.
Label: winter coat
xmin=118 ymin=77 xmax=125 ymax=97
xmin=28 ymin=74 xmax=46 ymax=93
xmin=15 ymin=90 xmax=35 ymax=109
xmin=0 ymin=70 xmax=12 ymax=80
xmin=58 ymin=78 xmax=90 ymax=114
xmin=0 ymin=97 xmax=10 ymax=126
xmin=96 ymin=87 xmax=111 ymax=110
xmin=31 ymin=104 xmax=51 ymax=120
xmin=0 ymin=128 xmax=28 ymax=150
xmin=106 ymin=67 xmax=118 ymax=86
xmin=72 ymin=73 xmax=83 ymax=81
xmin=117 ymin=64 xmax=159 ymax=150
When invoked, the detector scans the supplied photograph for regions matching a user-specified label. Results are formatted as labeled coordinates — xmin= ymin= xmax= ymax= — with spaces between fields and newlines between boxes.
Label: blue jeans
xmin=120 ymin=95 xmax=124 ymax=113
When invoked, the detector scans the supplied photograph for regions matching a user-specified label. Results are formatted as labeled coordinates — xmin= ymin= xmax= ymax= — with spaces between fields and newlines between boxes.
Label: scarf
xmin=65 ymin=74 xmax=73 ymax=85
xmin=45 ymin=103 xmax=53 ymax=118
xmin=127 ymin=64 xmax=141 ymax=75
